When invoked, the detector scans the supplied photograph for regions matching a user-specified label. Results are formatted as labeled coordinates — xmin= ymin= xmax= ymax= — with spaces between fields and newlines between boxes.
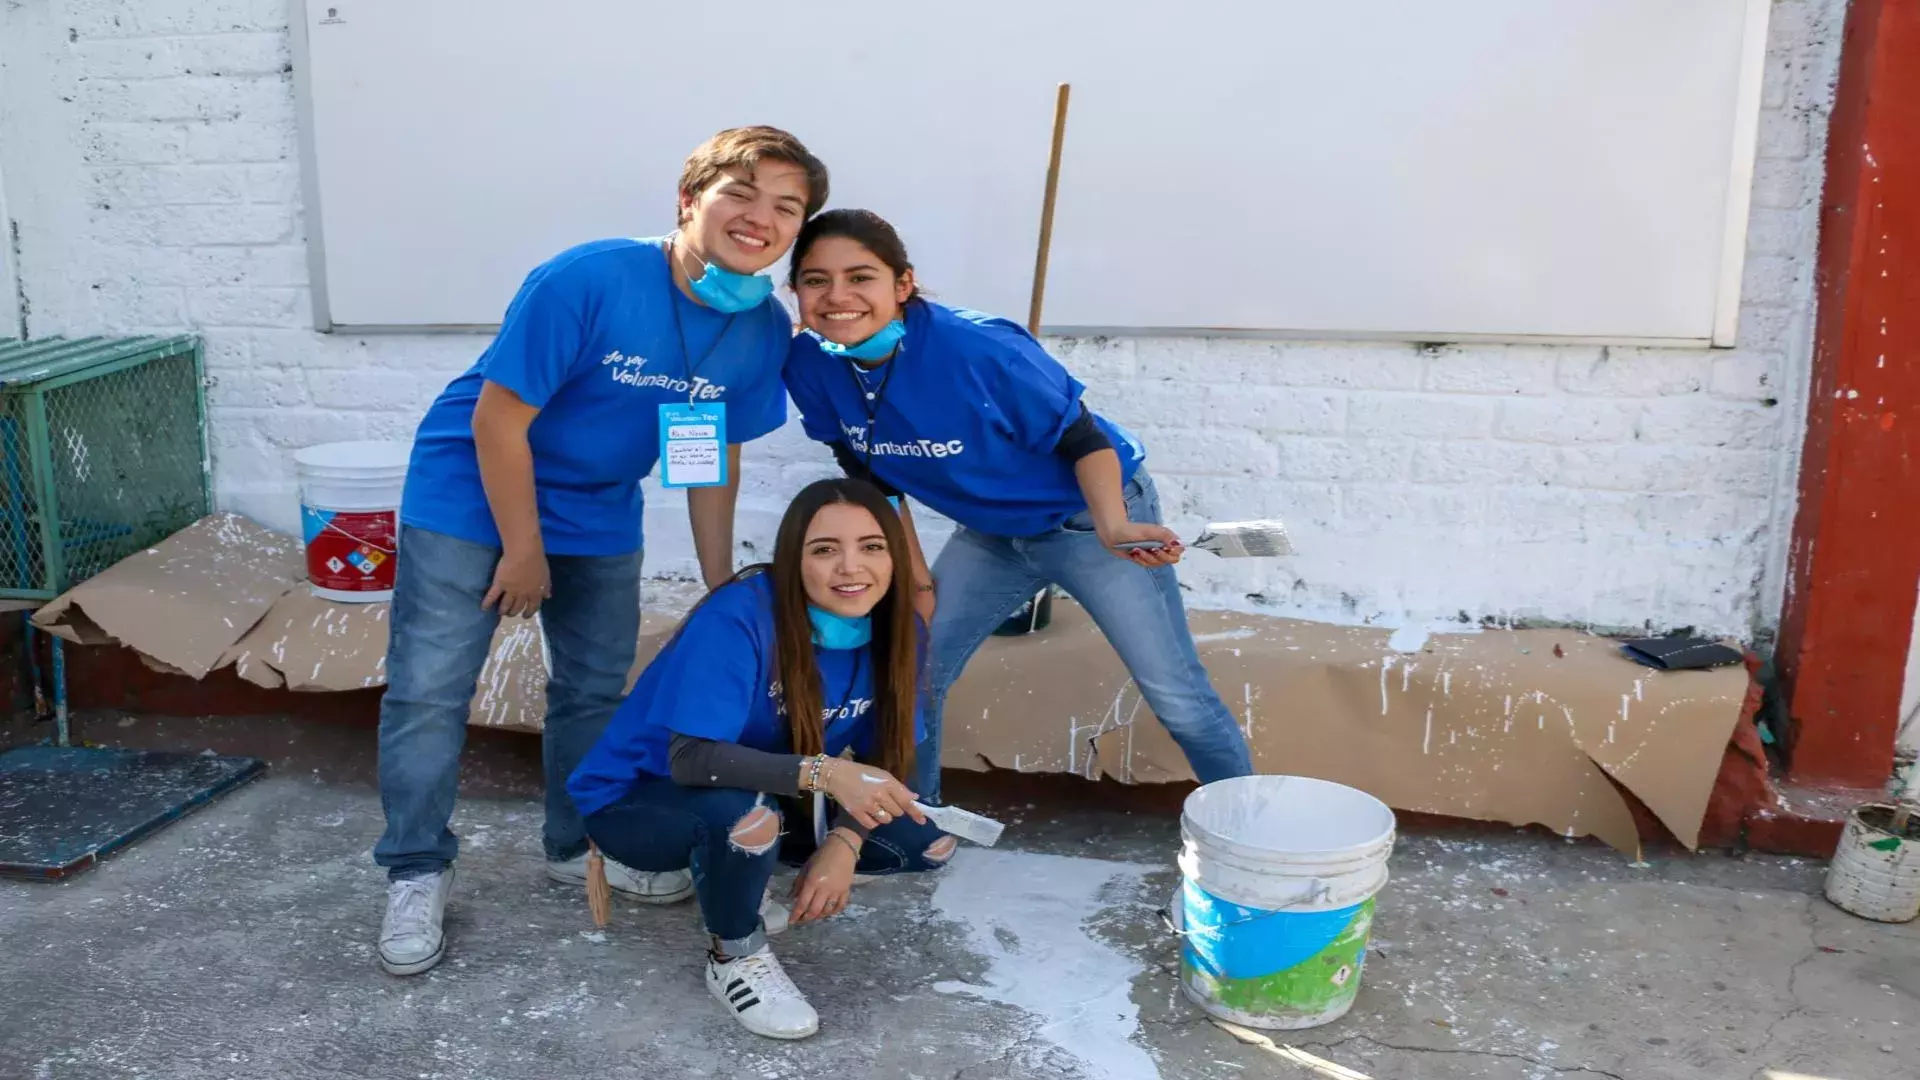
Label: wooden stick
xmin=586 ymin=841 xmax=611 ymax=927
xmin=1027 ymin=82 xmax=1072 ymax=335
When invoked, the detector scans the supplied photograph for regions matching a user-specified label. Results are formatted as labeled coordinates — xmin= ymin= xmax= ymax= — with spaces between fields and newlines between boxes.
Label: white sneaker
xmin=707 ymin=946 xmax=819 ymax=1039
xmin=379 ymin=868 xmax=454 ymax=976
xmin=546 ymin=852 xmax=693 ymax=905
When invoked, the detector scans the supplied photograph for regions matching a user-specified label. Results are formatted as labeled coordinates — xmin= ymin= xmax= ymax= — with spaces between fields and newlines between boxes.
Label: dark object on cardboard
xmin=1619 ymin=637 xmax=1744 ymax=671
xmin=0 ymin=745 xmax=264 ymax=880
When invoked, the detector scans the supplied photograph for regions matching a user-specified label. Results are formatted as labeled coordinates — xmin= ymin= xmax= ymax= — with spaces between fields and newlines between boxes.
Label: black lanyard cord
xmin=666 ymin=238 xmax=738 ymax=403
xmin=842 ymin=354 xmax=900 ymax=474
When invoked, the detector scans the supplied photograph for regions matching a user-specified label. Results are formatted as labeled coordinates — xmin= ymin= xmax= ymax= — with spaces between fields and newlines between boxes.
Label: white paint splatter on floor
xmin=931 ymin=849 xmax=1159 ymax=1079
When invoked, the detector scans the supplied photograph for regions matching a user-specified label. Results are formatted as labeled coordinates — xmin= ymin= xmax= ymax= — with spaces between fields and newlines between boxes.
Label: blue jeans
xmin=916 ymin=469 xmax=1255 ymax=802
xmin=374 ymin=526 xmax=641 ymax=881
xmin=584 ymin=781 xmax=947 ymax=955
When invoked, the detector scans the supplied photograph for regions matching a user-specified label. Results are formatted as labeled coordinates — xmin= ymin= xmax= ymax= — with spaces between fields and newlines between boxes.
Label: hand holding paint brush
xmin=1115 ymin=519 xmax=1295 ymax=560
xmin=818 ymin=759 xmax=926 ymax=831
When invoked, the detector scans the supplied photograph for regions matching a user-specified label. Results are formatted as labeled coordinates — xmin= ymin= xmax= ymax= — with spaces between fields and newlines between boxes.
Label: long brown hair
xmin=673 ymin=479 xmax=920 ymax=778
xmin=769 ymin=478 xmax=919 ymax=780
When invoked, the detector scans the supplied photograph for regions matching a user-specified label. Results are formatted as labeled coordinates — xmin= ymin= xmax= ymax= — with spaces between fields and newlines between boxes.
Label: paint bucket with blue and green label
xmin=1174 ymin=775 xmax=1396 ymax=1029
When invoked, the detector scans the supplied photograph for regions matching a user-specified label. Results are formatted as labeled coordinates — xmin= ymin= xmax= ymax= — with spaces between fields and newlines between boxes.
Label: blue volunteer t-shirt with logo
xmin=567 ymin=572 xmax=926 ymax=818
xmin=782 ymin=300 xmax=1144 ymax=538
xmin=403 ymin=237 xmax=790 ymax=556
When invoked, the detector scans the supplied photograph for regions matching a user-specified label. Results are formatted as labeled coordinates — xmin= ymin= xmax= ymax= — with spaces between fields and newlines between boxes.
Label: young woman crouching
xmin=567 ymin=478 xmax=954 ymax=1039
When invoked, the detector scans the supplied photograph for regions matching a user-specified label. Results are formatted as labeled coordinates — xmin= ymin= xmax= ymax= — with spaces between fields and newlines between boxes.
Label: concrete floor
xmin=2 ymin=717 xmax=1918 ymax=1079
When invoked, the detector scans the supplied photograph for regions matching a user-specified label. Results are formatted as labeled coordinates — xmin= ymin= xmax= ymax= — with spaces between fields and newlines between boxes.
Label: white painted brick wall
xmin=0 ymin=0 xmax=1846 ymax=640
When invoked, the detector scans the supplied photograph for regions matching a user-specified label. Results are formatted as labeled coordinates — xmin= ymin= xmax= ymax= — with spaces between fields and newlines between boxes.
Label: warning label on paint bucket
xmin=301 ymin=505 xmax=397 ymax=593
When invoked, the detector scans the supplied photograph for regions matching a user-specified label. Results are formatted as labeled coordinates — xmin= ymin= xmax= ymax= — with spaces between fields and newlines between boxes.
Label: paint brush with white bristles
xmin=1192 ymin=520 xmax=1295 ymax=558
xmin=915 ymin=802 xmax=1005 ymax=847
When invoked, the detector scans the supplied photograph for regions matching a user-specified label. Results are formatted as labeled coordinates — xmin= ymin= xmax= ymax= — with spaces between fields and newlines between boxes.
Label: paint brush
xmin=915 ymin=802 xmax=1005 ymax=847
xmin=1192 ymin=520 xmax=1295 ymax=558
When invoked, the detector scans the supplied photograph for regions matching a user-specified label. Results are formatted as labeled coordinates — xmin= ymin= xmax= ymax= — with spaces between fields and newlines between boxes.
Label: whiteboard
xmin=293 ymin=0 xmax=1769 ymax=345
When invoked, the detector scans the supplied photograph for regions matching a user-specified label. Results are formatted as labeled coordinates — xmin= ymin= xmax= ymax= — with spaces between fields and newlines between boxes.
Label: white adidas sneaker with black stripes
xmin=706 ymin=946 xmax=819 ymax=1039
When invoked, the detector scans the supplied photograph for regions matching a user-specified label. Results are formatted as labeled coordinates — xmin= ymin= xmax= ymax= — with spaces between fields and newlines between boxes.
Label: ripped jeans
xmin=583 ymin=780 xmax=949 ymax=956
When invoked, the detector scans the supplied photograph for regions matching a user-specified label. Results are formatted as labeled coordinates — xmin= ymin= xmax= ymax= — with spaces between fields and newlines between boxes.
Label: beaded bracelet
xmin=805 ymin=753 xmax=831 ymax=794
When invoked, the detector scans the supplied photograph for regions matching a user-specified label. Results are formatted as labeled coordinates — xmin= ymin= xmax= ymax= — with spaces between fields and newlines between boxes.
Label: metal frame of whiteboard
xmin=292 ymin=0 xmax=1772 ymax=348
xmin=313 ymin=323 xmax=1718 ymax=349
xmin=289 ymin=6 xmax=335 ymax=334
xmin=1710 ymin=0 xmax=1774 ymax=348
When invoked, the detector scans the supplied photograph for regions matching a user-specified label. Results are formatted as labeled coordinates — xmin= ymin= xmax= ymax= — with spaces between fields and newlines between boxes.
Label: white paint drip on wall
xmin=932 ymin=849 xmax=1159 ymax=1079
xmin=1387 ymin=625 xmax=1431 ymax=653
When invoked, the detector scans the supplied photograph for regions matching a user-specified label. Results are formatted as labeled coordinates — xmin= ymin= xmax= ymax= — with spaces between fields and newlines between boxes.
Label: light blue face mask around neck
xmin=814 ymin=319 xmax=906 ymax=362
xmin=807 ymin=605 xmax=873 ymax=650
xmin=676 ymin=237 xmax=774 ymax=313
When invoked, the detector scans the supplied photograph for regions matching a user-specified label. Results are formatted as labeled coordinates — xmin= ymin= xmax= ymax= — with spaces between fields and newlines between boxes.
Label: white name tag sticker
xmin=659 ymin=402 xmax=727 ymax=489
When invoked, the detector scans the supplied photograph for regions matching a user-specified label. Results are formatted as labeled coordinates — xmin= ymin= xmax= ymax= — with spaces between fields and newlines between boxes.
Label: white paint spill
xmin=1193 ymin=627 xmax=1258 ymax=644
xmin=1379 ymin=655 xmax=1395 ymax=715
xmin=1423 ymin=707 xmax=1434 ymax=754
xmin=931 ymin=850 xmax=1158 ymax=1079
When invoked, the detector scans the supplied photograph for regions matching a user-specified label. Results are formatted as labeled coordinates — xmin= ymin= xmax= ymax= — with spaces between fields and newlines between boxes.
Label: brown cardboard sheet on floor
xmin=939 ymin=604 xmax=1748 ymax=854
xmin=26 ymin=515 xmax=1746 ymax=853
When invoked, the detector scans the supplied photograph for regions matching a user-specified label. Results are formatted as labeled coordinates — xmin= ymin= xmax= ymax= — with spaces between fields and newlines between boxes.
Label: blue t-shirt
xmin=567 ymin=573 xmax=925 ymax=818
xmin=402 ymin=237 xmax=791 ymax=556
xmin=782 ymin=300 xmax=1144 ymax=537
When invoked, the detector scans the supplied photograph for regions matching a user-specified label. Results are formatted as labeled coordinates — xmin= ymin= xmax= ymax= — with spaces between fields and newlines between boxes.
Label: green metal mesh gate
xmin=0 ymin=336 xmax=211 ymax=600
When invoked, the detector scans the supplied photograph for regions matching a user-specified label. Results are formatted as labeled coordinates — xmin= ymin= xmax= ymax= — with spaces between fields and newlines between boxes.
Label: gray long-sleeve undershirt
xmin=667 ymin=733 xmax=872 ymax=839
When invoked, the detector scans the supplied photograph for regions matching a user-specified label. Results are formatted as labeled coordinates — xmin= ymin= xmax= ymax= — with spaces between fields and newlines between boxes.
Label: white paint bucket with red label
xmin=294 ymin=441 xmax=410 ymax=603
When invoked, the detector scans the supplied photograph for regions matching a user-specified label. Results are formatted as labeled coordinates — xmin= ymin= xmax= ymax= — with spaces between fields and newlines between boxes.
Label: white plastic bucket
xmin=1824 ymin=803 xmax=1920 ymax=923
xmin=293 ymin=441 xmax=410 ymax=603
xmin=1175 ymin=775 xmax=1396 ymax=1030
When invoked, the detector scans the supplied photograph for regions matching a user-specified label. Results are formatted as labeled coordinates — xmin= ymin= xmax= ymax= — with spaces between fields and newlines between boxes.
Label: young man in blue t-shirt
xmin=373 ymin=126 xmax=828 ymax=977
